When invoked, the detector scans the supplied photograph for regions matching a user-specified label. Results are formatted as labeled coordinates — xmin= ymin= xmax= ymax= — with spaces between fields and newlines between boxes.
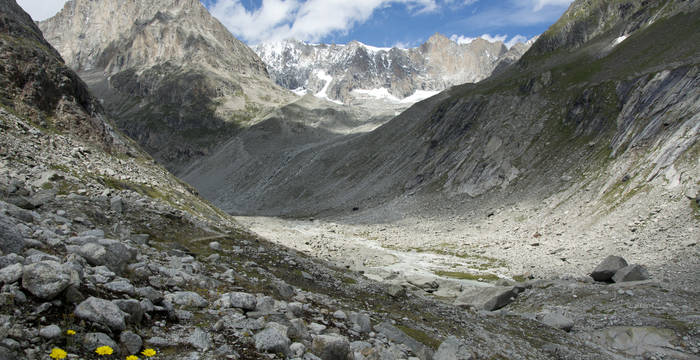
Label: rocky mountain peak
xmin=40 ymin=0 xmax=267 ymax=77
xmin=39 ymin=0 xmax=294 ymax=172
xmin=425 ymin=32 xmax=451 ymax=46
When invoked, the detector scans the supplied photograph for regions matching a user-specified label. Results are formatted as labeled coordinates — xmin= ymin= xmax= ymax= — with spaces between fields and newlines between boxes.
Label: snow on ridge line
xmin=313 ymin=70 xmax=343 ymax=105
xmin=612 ymin=34 xmax=628 ymax=47
xmin=351 ymin=88 xmax=440 ymax=104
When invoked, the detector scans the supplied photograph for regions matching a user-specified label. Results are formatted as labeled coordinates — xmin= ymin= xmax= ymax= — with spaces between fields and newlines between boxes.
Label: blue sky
xmin=19 ymin=0 xmax=574 ymax=47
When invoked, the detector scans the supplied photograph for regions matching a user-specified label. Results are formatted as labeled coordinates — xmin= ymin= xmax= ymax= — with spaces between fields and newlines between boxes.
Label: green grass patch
xmin=434 ymin=270 xmax=500 ymax=283
xmin=395 ymin=324 xmax=441 ymax=350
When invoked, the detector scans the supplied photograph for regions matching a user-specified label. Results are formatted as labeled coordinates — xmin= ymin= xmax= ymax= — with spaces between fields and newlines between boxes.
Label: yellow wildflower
xmin=141 ymin=348 xmax=157 ymax=357
xmin=126 ymin=356 xmax=140 ymax=360
xmin=49 ymin=348 xmax=68 ymax=359
xmin=96 ymin=345 xmax=114 ymax=355
xmin=66 ymin=329 xmax=76 ymax=335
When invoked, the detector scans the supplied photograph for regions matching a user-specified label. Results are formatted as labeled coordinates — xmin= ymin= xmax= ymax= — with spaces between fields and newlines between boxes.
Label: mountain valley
xmin=0 ymin=0 xmax=699 ymax=359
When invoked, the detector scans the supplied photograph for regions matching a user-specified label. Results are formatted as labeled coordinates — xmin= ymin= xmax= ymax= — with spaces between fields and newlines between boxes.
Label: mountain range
xmin=254 ymin=34 xmax=533 ymax=104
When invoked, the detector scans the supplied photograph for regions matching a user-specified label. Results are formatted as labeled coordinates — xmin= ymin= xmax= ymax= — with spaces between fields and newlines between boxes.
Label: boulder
xmin=311 ymin=334 xmax=350 ymax=360
xmin=454 ymin=286 xmax=518 ymax=311
xmin=612 ymin=265 xmax=649 ymax=283
xmin=0 ymin=215 xmax=24 ymax=255
xmin=113 ymin=299 xmax=144 ymax=324
xmin=187 ymin=327 xmax=211 ymax=351
xmin=0 ymin=263 xmax=23 ymax=284
xmin=349 ymin=312 xmax=372 ymax=333
xmin=110 ymin=196 xmax=124 ymax=213
xmin=434 ymin=336 xmax=473 ymax=360
xmin=591 ymin=256 xmax=628 ymax=282
xmin=228 ymin=291 xmax=257 ymax=311
xmin=83 ymin=332 xmax=118 ymax=354
xmin=119 ymin=331 xmax=142 ymax=355
xmin=74 ymin=297 xmax=127 ymax=332
xmin=39 ymin=325 xmax=62 ymax=339
xmin=538 ymin=313 xmax=574 ymax=332
xmin=164 ymin=291 xmax=208 ymax=308
xmin=75 ymin=239 xmax=135 ymax=273
xmin=254 ymin=326 xmax=290 ymax=355
xmin=21 ymin=260 xmax=71 ymax=299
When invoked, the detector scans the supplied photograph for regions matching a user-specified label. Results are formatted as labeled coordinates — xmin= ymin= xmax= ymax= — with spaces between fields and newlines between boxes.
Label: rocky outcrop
xmin=39 ymin=0 xmax=294 ymax=172
xmin=255 ymin=34 xmax=531 ymax=104
xmin=0 ymin=0 xmax=128 ymax=152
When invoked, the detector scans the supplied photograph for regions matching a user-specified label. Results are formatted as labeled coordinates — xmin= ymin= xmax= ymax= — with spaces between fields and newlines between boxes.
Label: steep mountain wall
xmin=39 ymin=0 xmax=294 ymax=172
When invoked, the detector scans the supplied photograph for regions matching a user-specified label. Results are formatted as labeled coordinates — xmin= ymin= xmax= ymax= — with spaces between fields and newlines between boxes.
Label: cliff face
xmin=254 ymin=34 xmax=531 ymax=104
xmin=39 ymin=0 xmax=294 ymax=172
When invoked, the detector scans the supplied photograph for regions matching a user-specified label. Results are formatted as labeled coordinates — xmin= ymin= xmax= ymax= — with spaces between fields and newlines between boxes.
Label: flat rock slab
xmin=454 ymin=286 xmax=518 ymax=311
xmin=74 ymin=297 xmax=127 ymax=332
xmin=589 ymin=326 xmax=687 ymax=358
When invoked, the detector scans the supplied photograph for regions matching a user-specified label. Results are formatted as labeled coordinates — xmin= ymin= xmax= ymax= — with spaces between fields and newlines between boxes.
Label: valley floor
xmin=236 ymin=182 xmax=700 ymax=299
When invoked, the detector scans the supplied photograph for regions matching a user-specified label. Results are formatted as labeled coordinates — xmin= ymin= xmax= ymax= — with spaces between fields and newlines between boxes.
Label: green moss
xmin=341 ymin=276 xmax=357 ymax=285
xmin=434 ymin=270 xmax=500 ymax=283
xmin=691 ymin=198 xmax=700 ymax=220
xmin=395 ymin=324 xmax=441 ymax=350
xmin=512 ymin=275 xmax=527 ymax=283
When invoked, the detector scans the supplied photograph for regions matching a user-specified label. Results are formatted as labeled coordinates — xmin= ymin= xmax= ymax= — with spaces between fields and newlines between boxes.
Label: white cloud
xmin=450 ymin=33 xmax=534 ymax=48
xmin=210 ymin=0 xmax=442 ymax=44
xmin=449 ymin=34 xmax=475 ymax=44
xmin=17 ymin=0 xmax=68 ymax=21
xmin=533 ymin=0 xmax=574 ymax=11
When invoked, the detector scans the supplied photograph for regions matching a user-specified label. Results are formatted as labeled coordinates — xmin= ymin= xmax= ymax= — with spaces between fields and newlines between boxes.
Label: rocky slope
xmin=254 ymin=34 xmax=532 ymax=104
xmin=38 ymin=0 xmax=295 ymax=172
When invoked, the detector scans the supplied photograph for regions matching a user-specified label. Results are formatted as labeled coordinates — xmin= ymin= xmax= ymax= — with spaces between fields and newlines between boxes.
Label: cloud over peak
xmin=210 ymin=0 xmax=442 ymax=44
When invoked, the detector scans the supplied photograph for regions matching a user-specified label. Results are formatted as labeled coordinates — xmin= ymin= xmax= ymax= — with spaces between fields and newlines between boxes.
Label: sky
xmin=18 ymin=0 xmax=574 ymax=48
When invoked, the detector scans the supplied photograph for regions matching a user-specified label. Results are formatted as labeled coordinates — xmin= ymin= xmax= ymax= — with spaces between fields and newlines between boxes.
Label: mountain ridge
xmin=254 ymin=33 xmax=532 ymax=104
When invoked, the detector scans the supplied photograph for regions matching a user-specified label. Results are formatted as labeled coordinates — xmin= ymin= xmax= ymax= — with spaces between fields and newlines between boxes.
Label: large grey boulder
xmin=74 ymin=297 xmax=127 ymax=332
xmin=434 ymin=336 xmax=473 ymax=360
xmin=591 ymin=256 xmax=628 ymax=282
xmin=349 ymin=312 xmax=372 ymax=333
xmin=254 ymin=326 xmax=290 ymax=355
xmin=21 ymin=260 xmax=71 ymax=299
xmin=0 ymin=214 xmax=24 ymax=255
xmin=612 ymin=264 xmax=649 ymax=283
xmin=311 ymin=334 xmax=350 ymax=360
xmin=164 ymin=291 xmax=208 ymax=308
xmin=75 ymin=239 xmax=135 ymax=273
xmin=538 ymin=313 xmax=574 ymax=332
xmin=454 ymin=286 xmax=518 ymax=311
xmin=228 ymin=291 xmax=257 ymax=311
